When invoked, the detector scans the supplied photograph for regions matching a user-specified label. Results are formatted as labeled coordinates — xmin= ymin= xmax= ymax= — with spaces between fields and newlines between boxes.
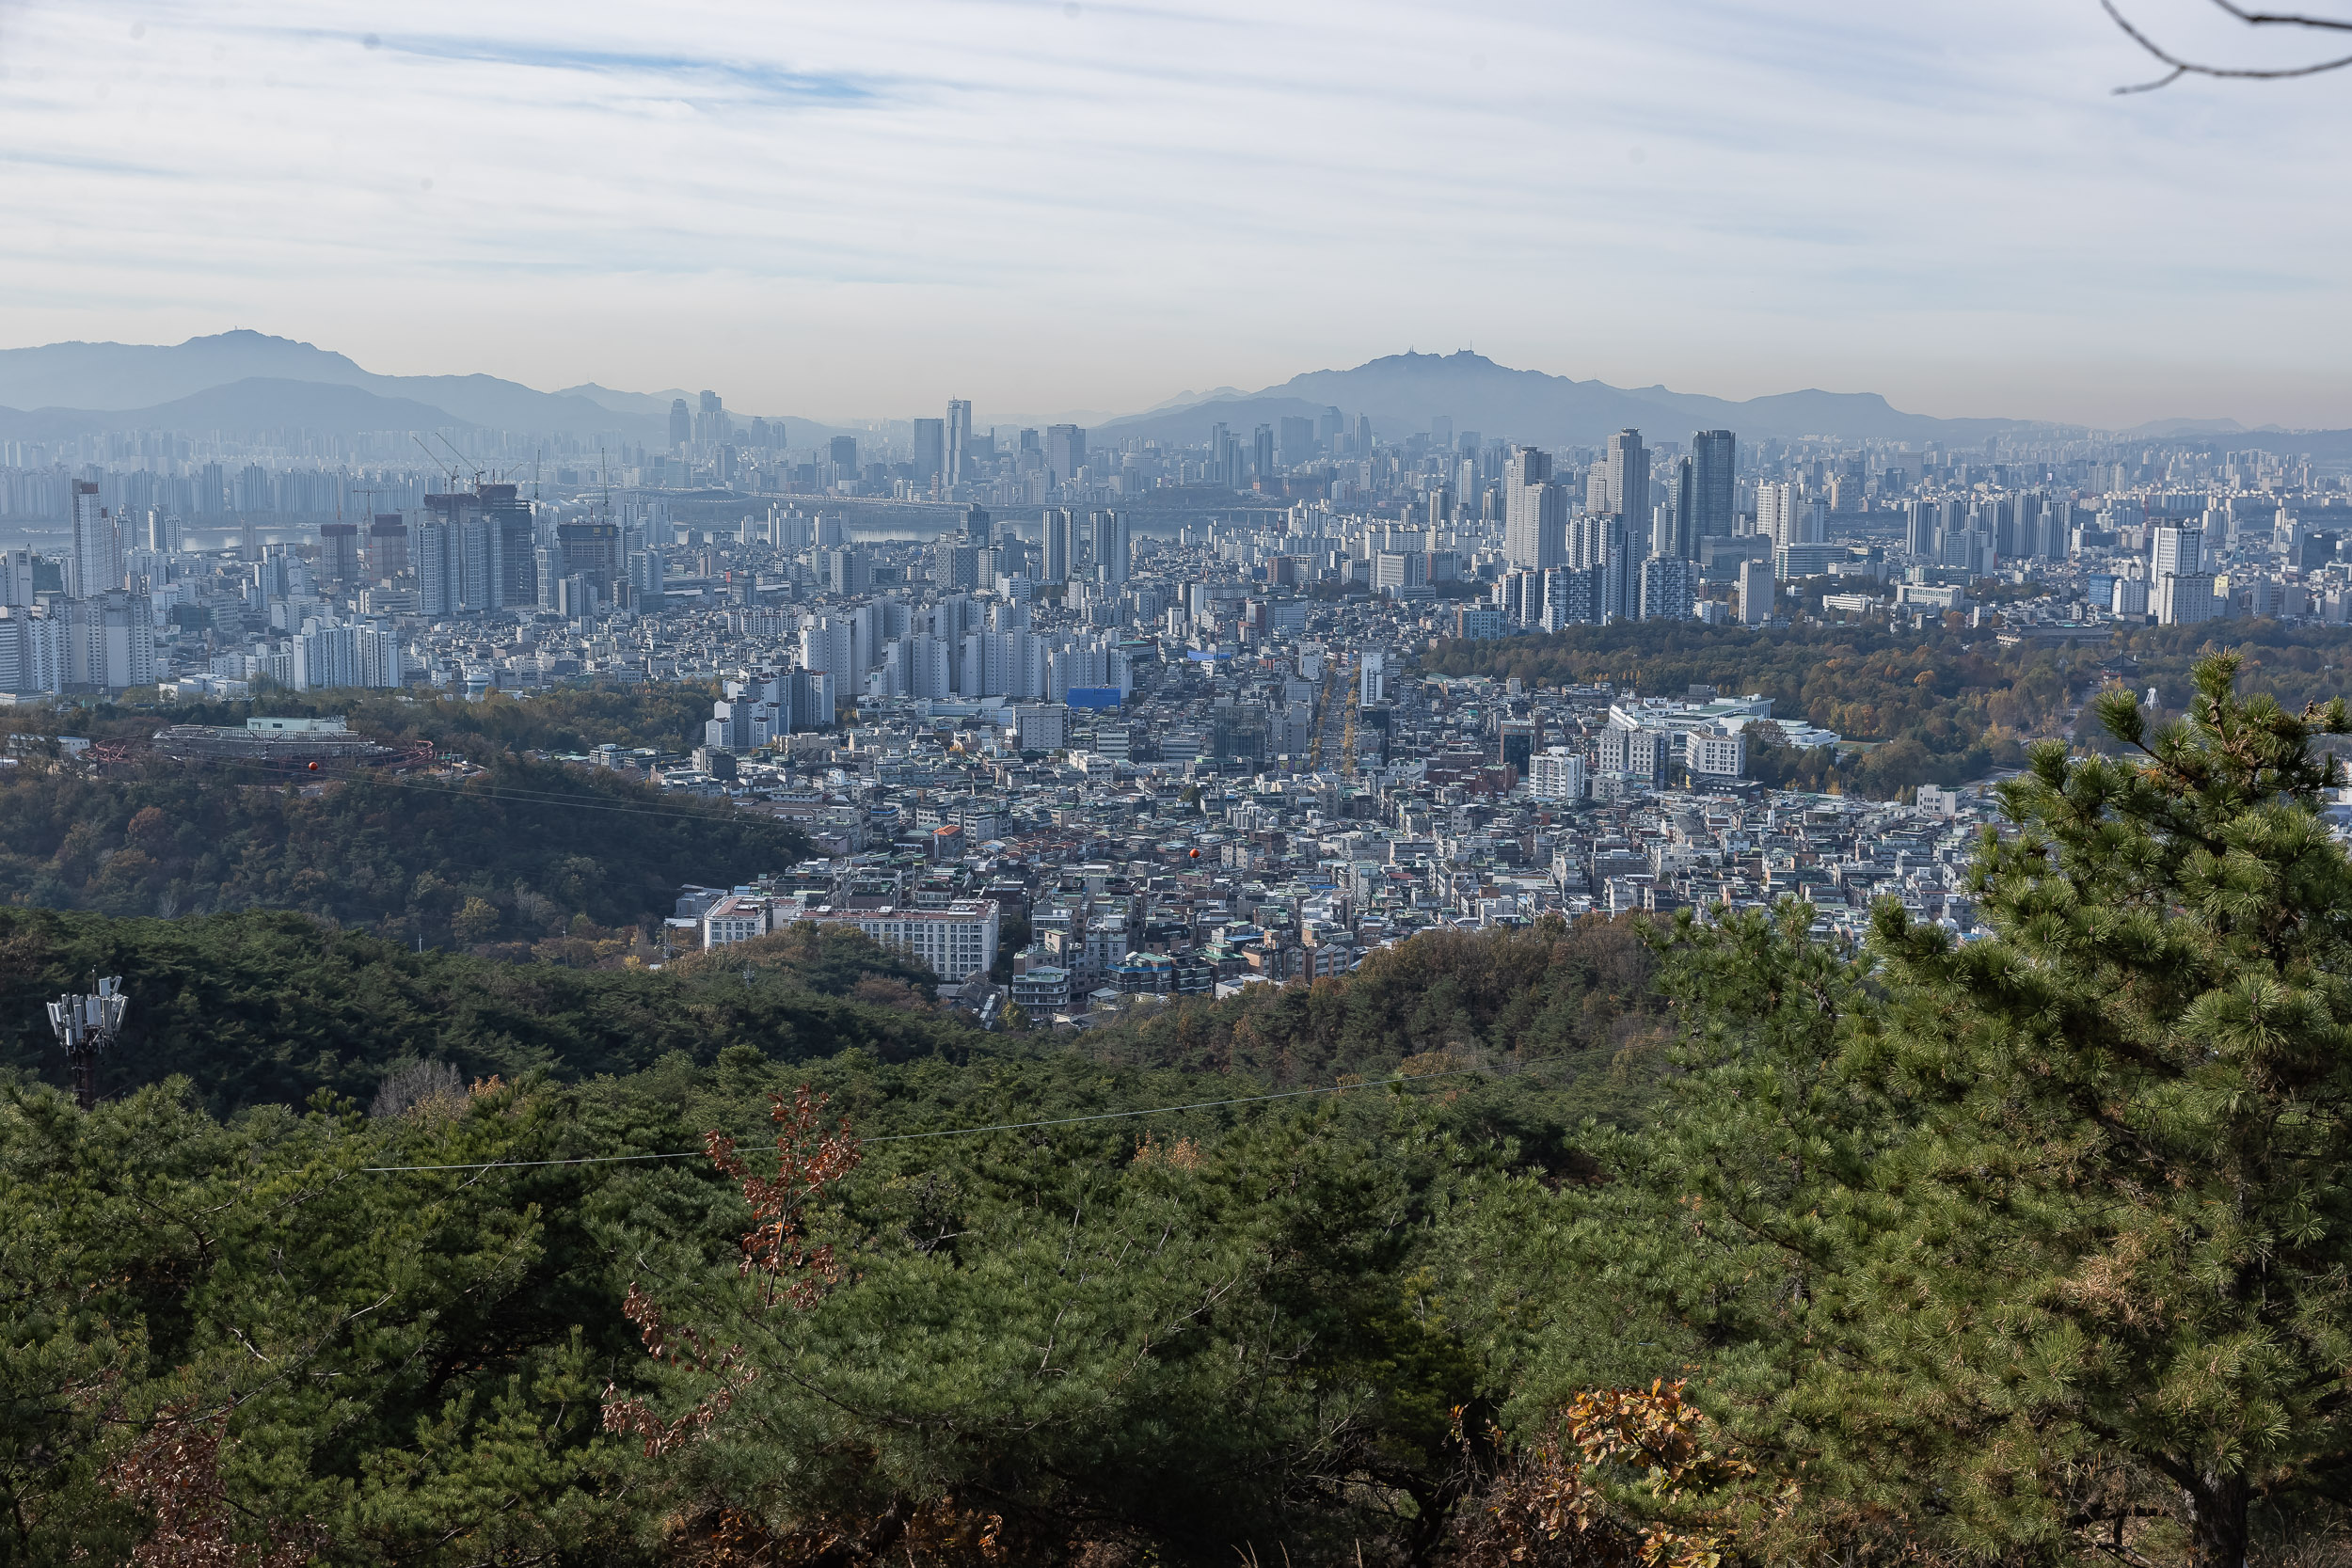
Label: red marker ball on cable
xmin=308 ymin=761 xmax=320 ymax=771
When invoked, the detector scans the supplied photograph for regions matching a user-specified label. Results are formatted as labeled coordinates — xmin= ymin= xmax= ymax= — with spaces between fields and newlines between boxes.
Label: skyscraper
xmin=366 ymin=515 xmax=407 ymax=582
xmin=913 ymin=419 xmax=946 ymax=485
xmin=1503 ymin=448 xmax=1566 ymax=571
xmin=668 ymin=399 xmax=691 ymax=450
xmin=1041 ymin=509 xmax=1073 ymax=583
xmin=1605 ymin=429 xmax=1648 ymax=526
xmin=1691 ymin=430 xmax=1736 ymax=546
xmin=318 ymin=522 xmax=359 ymax=590
xmin=694 ymin=390 xmax=726 ymax=445
xmin=1252 ymin=425 xmax=1275 ymax=482
xmin=946 ymin=400 xmax=973 ymax=485
xmin=478 ymin=483 xmax=533 ymax=608
xmin=1756 ymin=483 xmax=1796 ymax=549
xmin=1090 ymin=511 xmax=1129 ymax=586
xmin=67 ymin=483 xmax=119 ymax=600
xmin=1662 ymin=457 xmax=1695 ymax=562
xmin=1045 ymin=425 xmax=1086 ymax=485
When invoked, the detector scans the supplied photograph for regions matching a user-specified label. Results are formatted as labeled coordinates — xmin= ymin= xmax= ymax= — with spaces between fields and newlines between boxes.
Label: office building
xmin=946 ymin=400 xmax=973 ymax=485
xmin=1046 ymin=425 xmax=1086 ymax=484
xmin=1691 ymin=430 xmax=1736 ymax=546
xmin=913 ymin=418 xmax=946 ymax=484
xmin=1499 ymin=718 xmax=1541 ymax=776
xmin=67 ymin=482 xmax=120 ymax=600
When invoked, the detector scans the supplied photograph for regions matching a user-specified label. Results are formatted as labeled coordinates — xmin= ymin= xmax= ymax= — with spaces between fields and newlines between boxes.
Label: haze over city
xmin=6 ymin=0 xmax=2352 ymax=426
xmin=13 ymin=3 xmax=2352 ymax=1564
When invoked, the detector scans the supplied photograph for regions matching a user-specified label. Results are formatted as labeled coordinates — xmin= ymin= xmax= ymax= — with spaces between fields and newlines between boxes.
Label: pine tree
xmin=1633 ymin=654 xmax=2352 ymax=1563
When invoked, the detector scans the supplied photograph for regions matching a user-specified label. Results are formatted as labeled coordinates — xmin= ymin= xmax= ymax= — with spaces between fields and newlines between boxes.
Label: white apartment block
xmin=800 ymin=899 xmax=1002 ymax=981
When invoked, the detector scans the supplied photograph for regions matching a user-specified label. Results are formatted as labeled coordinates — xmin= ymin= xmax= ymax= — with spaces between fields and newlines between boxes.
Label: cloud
xmin=0 ymin=0 xmax=2348 ymax=427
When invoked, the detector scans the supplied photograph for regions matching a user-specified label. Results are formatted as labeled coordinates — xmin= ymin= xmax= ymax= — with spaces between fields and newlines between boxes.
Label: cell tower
xmin=48 ymin=976 xmax=129 ymax=1111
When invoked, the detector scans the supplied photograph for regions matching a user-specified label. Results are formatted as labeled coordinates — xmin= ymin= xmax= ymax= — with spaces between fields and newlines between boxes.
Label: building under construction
xmin=150 ymin=715 xmax=398 ymax=765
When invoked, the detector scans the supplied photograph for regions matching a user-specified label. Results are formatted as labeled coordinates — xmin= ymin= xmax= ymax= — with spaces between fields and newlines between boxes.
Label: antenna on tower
xmin=48 ymin=974 xmax=129 ymax=1112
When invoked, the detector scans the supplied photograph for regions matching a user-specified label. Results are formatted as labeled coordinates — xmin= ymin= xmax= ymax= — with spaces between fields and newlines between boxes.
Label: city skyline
xmin=5 ymin=1 xmax=2352 ymax=429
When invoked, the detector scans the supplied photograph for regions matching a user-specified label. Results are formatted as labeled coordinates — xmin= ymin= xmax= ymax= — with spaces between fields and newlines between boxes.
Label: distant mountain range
xmin=0 ymin=332 xmax=854 ymax=447
xmin=1101 ymin=351 xmax=2043 ymax=449
xmin=0 ymin=333 xmax=2334 ymax=453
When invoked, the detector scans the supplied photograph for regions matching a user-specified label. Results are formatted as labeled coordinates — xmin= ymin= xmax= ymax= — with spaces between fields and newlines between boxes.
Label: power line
xmin=358 ymin=1064 xmax=1527 ymax=1174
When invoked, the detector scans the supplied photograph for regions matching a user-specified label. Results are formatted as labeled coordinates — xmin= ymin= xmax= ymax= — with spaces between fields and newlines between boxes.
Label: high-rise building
xmin=478 ymin=483 xmax=533 ymax=607
xmin=1737 ymin=558 xmax=1773 ymax=625
xmin=1041 ymin=510 xmax=1073 ymax=583
xmin=913 ymin=419 xmax=946 ymax=485
xmin=693 ymin=390 xmax=727 ymax=445
xmin=1090 ymin=511 xmax=1130 ymax=585
xmin=946 ymin=400 xmax=973 ymax=485
xmin=828 ymin=436 xmax=858 ymax=473
xmin=1906 ymin=499 xmax=1937 ymax=559
xmin=966 ymin=504 xmax=991 ymax=542
xmin=1662 ymin=457 xmax=1695 ymax=562
xmin=1499 ymin=718 xmax=1540 ymax=777
xmin=1252 ymin=425 xmax=1275 ymax=482
xmin=1504 ymin=448 xmax=1566 ymax=570
xmin=558 ymin=522 xmax=622 ymax=601
xmin=413 ymin=517 xmax=458 ymax=616
xmin=668 ymin=399 xmax=691 ymax=450
xmin=2152 ymin=525 xmax=2202 ymax=579
xmin=1638 ymin=555 xmax=1694 ymax=622
xmin=60 ymin=591 xmax=153 ymax=691
xmin=1756 ymin=483 xmax=1796 ymax=548
xmin=1691 ymin=430 xmax=1736 ymax=545
xmin=366 ymin=514 xmax=408 ymax=582
xmin=1046 ymin=425 xmax=1086 ymax=484
xmin=1278 ymin=416 xmax=1316 ymax=463
xmin=1605 ymin=429 xmax=1648 ymax=526
xmin=318 ymin=522 xmax=359 ymax=590
xmin=0 ymin=605 xmax=65 ymax=697
xmin=67 ymin=483 xmax=119 ymax=600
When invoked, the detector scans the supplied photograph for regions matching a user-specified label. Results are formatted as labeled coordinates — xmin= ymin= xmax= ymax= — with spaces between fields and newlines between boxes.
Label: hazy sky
xmin=3 ymin=0 xmax=2351 ymax=428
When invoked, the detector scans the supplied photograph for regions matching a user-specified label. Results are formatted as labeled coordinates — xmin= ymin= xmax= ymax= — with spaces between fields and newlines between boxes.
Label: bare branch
xmin=2205 ymin=0 xmax=2352 ymax=34
xmin=2102 ymin=0 xmax=2352 ymax=90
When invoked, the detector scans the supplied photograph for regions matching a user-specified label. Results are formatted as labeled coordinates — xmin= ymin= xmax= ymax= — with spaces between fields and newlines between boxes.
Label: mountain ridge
xmin=1100 ymin=350 xmax=2043 ymax=448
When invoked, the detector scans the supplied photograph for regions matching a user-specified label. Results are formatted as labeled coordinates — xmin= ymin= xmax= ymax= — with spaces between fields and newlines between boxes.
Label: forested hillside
xmin=0 ymin=682 xmax=725 ymax=759
xmin=0 ymin=756 xmax=802 ymax=942
xmin=7 ymin=658 xmax=2352 ymax=1567
xmin=1423 ymin=618 xmax=2352 ymax=795
xmin=0 ymin=910 xmax=943 ymax=1113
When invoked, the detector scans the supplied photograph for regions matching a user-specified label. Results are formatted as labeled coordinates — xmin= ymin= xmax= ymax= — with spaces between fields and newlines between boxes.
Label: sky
xmin=3 ymin=0 xmax=2352 ymax=429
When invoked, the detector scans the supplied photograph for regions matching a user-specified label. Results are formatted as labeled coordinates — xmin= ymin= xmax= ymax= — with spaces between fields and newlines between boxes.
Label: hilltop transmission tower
xmin=48 ymin=976 xmax=129 ymax=1111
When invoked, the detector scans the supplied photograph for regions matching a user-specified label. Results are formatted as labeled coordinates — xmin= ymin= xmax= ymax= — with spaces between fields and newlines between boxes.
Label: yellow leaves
xmin=1130 ymin=1133 xmax=1202 ymax=1172
xmin=1454 ymin=1384 xmax=1789 ymax=1568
